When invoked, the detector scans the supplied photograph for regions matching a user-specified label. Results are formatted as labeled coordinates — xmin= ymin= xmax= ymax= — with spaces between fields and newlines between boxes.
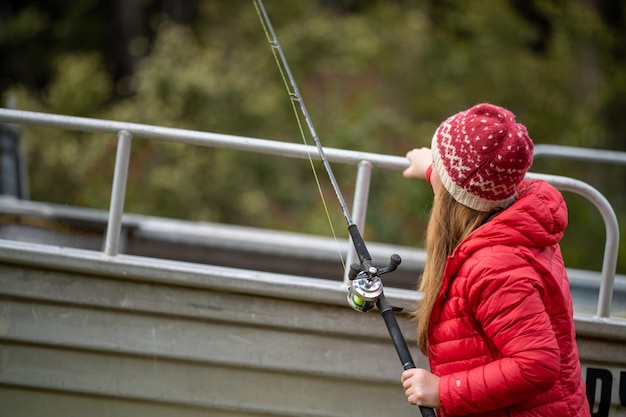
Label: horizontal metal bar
xmin=534 ymin=144 xmax=626 ymax=165
xmin=0 ymin=238 xmax=420 ymax=310
xmin=0 ymin=109 xmax=405 ymax=169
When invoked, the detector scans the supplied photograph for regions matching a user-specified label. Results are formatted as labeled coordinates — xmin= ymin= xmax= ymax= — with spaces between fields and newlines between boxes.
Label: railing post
xmin=0 ymin=95 xmax=29 ymax=199
xmin=103 ymin=130 xmax=132 ymax=256
xmin=343 ymin=160 xmax=373 ymax=284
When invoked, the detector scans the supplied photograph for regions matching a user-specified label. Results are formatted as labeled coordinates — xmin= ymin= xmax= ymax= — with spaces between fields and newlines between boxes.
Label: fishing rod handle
xmin=404 ymin=362 xmax=438 ymax=417
xmin=377 ymin=295 xmax=437 ymax=417
xmin=421 ymin=404 xmax=438 ymax=416
xmin=348 ymin=223 xmax=372 ymax=266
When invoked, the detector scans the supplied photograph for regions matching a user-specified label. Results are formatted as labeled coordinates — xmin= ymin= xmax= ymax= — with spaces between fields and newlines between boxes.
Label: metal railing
xmin=534 ymin=144 xmax=626 ymax=165
xmin=0 ymin=108 xmax=619 ymax=318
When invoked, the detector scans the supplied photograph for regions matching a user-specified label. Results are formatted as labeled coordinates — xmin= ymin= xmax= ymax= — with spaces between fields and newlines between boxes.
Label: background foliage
xmin=1 ymin=0 xmax=626 ymax=274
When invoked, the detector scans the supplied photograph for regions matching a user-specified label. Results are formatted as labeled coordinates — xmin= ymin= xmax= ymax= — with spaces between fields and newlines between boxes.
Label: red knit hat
xmin=431 ymin=103 xmax=534 ymax=211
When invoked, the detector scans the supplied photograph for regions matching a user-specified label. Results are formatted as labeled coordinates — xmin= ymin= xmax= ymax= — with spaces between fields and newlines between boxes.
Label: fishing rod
xmin=254 ymin=2 xmax=436 ymax=416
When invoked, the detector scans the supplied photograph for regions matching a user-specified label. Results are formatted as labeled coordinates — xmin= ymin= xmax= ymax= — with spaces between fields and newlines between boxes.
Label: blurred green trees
xmin=1 ymin=0 xmax=626 ymax=274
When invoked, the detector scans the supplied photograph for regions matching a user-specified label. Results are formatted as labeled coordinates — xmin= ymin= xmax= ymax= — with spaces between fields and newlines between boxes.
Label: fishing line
xmin=253 ymin=0 xmax=351 ymax=269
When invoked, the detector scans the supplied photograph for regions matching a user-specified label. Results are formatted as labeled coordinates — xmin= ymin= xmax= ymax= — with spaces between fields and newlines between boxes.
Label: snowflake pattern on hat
xmin=431 ymin=103 xmax=534 ymax=211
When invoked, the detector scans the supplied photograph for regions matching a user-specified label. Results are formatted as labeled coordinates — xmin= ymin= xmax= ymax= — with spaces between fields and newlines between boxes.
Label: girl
xmin=400 ymin=103 xmax=590 ymax=417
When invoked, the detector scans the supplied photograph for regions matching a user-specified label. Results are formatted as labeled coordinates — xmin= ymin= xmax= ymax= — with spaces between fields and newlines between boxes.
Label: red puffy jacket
xmin=428 ymin=180 xmax=589 ymax=417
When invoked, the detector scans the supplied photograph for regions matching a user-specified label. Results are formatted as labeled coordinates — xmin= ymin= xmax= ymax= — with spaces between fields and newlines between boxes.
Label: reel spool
xmin=347 ymin=270 xmax=383 ymax=313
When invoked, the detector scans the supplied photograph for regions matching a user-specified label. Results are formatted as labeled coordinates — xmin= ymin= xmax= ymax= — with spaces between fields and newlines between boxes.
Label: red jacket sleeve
xmin=438 ymin=252 xmax=561 ymax=415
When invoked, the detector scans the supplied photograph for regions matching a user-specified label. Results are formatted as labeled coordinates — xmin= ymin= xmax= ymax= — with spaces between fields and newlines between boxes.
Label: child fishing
xmin=401 ymin=103 xmax=590 ymax=416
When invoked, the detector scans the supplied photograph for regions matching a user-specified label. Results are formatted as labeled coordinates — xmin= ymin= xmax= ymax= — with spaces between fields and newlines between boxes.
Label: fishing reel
xmin=347 ymin=253 xmax=402 ymax=313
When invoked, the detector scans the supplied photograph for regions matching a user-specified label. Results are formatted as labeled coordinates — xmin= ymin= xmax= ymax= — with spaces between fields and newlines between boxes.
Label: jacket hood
xmin=453 ymin=180 xmax=568 ymax=262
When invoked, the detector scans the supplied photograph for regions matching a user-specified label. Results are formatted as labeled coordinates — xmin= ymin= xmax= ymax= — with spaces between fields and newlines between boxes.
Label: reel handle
xmin=348 ymin=253 xmax=401 ymax=280
xmin=348 ymin=263 xmax=361 ymax=281
xmin=388 ymin=253 xmax=401 ymax=270
xmin=378 ymin=253 xmax=401 ymax=275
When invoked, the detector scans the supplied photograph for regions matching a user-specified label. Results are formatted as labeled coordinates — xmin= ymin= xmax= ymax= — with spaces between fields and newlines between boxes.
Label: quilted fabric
xmin=428 ymin=180 xmax=590 ymax=417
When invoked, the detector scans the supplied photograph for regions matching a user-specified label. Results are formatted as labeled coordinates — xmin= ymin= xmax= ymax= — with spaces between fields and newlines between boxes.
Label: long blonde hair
xmin=415 ymin=188 xmax=500 ymax=355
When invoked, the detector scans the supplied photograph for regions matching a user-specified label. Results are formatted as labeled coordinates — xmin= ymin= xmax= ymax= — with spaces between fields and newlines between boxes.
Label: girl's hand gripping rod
xmin=254 ymin=2 xmax=436 ymax=416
